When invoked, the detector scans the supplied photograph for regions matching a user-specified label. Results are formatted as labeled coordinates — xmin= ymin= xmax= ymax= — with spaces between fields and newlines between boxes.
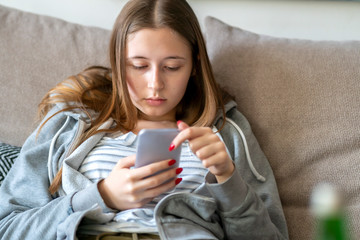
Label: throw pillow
xmin=0 ymin=143 xmax=21 ymax=186
xmin=204 ymin=16 xmax=360 ymax=240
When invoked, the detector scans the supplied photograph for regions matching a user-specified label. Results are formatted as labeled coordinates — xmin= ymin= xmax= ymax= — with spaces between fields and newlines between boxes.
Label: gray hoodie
xmin=0 ymin=100 xmax=288 ymax=239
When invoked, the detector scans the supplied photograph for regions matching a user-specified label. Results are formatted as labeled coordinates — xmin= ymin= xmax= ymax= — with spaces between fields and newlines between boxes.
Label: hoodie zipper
xmin=47 ymin=116 xmax=88 ymax=185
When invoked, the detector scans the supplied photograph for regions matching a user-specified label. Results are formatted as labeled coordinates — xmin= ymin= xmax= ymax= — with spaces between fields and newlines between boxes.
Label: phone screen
xmin=135 ymin=128 xmax=181 ymax=169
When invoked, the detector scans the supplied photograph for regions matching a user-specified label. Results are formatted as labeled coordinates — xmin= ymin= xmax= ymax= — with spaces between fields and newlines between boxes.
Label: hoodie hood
xmin=214 ymin=99 xmax=237 ymax=125
xmin=214 ymin=99 xmax=266 ymax=182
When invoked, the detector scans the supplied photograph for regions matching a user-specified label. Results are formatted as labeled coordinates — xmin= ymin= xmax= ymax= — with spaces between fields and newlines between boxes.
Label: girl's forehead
xmin=125 ymin=28 xmax=192 ymax=57
xmin=127 ymin=27 xmax=191 ymax=48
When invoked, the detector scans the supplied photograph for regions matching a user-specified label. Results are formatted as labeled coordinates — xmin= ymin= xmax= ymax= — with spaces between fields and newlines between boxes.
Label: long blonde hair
xmin=41 ymin=0 xmax=226 ymax=194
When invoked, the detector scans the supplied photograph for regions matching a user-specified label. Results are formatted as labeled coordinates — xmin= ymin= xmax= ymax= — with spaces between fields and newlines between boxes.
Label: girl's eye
xmin=133 ymin=65 xmax=147 ymax=70
xmin=165 ymin=66 xmax=180 ymax=71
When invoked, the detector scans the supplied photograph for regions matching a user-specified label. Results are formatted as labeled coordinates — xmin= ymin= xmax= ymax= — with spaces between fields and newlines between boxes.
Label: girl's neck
xmin=132 ymin=119 xmax=177 ymax=135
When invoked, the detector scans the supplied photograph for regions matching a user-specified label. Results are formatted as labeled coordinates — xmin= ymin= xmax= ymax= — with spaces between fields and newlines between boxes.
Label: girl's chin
xmin=139 ymin=110 xmax=176 ymax=122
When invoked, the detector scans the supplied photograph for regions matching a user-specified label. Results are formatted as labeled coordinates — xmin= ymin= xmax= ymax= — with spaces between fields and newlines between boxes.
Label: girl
xmin=0 ymin=0 xmax=288 ymax=239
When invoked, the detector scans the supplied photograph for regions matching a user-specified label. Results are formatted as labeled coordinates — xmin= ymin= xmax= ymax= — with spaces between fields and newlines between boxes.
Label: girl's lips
xmin=145 ymin=98 xmax=166 ymax=106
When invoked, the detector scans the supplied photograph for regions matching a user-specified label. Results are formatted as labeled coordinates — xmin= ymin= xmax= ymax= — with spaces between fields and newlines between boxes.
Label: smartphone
xmin=135 ymin=128 xmax=181 ymax=170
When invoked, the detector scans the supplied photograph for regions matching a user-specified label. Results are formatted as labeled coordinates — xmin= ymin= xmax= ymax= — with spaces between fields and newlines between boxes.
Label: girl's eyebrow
xmin=127 ymin=56 xmax=186 ymax=60
xmin=127 ymin=56 xmax=147 ymax=60
xmin=165 ymin=56 xmax=186 ymax=60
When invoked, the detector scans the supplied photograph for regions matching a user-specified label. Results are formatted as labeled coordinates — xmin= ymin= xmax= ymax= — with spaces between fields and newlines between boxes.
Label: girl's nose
xmin=148 ymin=67 xmax=164 ymax=90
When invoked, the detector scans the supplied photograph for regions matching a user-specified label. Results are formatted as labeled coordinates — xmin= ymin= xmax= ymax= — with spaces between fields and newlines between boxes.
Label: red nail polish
xmin=175 ymin=178 xmax=182 ymax=185
xmin=168 ymin=159 xmax=176 ymax=166
xmin=169 ymin=143 xmax=175 ymax=151
xmin=177 ymin=120 xmax=182 ymax=125
xmin=176 ymin=168 xmax=183 ymax=174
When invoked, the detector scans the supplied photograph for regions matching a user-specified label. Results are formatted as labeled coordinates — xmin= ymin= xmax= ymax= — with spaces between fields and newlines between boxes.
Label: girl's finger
xmin=171 ymin=126 xmax=211 ymax=150
xmin=132 ymin=165 xmax=180 ymax=192
xmin=169 ymin=120 xmax=189 ymax=150
xmin=177 ymin=120 xmax=189 ymax=130
xmin=188 ymin=133 xmax=219 ymax=155
xmin=115 ymin=154 xmax=136 ymax=169
xmin=130 ymin=158 xmax=178 ymax=181
xmin=141 ymin=176 xmax=181 ymax=200
xmin=193 ymin=140 xmax=223 ymax=160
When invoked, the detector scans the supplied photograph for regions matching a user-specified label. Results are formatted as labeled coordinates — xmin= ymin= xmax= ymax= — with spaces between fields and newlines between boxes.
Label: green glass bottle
xmin=311 ymin=183 xmax=350 ymax=240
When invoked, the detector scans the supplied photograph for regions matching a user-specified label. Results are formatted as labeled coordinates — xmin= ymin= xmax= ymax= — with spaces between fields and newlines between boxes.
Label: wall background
xmin=1 ymin=0 xmax=360 ymax=41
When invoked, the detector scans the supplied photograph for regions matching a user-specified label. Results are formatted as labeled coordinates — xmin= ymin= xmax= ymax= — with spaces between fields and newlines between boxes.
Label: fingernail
xmin=176 ymin=168 xmax=183 ymax=174
xmin=177 ymin=120 xmax=182 ymax=125
xmin=168 ymin=159 xmax=176 ymax=166
xmin=169 ymin=143 xmax=175 ymax=151
xmin=175 ymin=178 xmax=182 ymax=185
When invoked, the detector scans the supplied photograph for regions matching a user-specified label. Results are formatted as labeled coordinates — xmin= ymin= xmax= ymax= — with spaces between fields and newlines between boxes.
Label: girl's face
xmin=125 ymin=27 xmax=193 ymax=122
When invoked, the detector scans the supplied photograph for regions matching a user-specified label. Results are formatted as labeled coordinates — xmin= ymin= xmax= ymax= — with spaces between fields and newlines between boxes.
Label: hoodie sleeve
xmin=0 ymin=107 xmax=111 ymax=240
xmin=206 ymin=107 xmax=289 ymax=239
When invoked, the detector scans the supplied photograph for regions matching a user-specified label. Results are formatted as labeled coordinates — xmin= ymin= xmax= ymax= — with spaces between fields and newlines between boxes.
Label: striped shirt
xmin=78 ymin=131 xmax=208 ymax=233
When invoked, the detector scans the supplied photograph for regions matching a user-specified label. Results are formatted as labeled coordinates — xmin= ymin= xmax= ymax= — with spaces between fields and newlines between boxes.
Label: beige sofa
xmin=1 ymin=4 xmax=359 ymax=240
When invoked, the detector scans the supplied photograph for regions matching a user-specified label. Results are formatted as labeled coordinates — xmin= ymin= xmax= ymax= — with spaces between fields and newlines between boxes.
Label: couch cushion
xmin=204 ymin=16 xmax=360 ymax=240
xmin=0 ymin=5 xmax=110 ymax=146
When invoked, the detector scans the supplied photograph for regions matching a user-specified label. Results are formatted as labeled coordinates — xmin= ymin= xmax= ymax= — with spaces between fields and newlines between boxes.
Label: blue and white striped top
xmin=78 ymin=131 xmax=208 ymax=233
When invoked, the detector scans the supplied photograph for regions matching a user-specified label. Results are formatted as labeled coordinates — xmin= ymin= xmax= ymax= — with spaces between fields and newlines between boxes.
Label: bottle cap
xmin=310 ymin=182 xmax=341 ymax=217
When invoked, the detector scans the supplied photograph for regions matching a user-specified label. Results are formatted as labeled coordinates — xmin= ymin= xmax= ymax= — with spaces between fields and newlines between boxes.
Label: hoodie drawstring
xmin=226 ymin=118 xmax=266 ymax=182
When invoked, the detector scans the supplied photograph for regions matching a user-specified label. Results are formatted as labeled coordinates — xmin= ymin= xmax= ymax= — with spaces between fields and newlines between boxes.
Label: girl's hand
xmin=171 ymin=121 xmax=234 ymax=183
xmin=98 ymin=155 xmax=182 ymax=210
